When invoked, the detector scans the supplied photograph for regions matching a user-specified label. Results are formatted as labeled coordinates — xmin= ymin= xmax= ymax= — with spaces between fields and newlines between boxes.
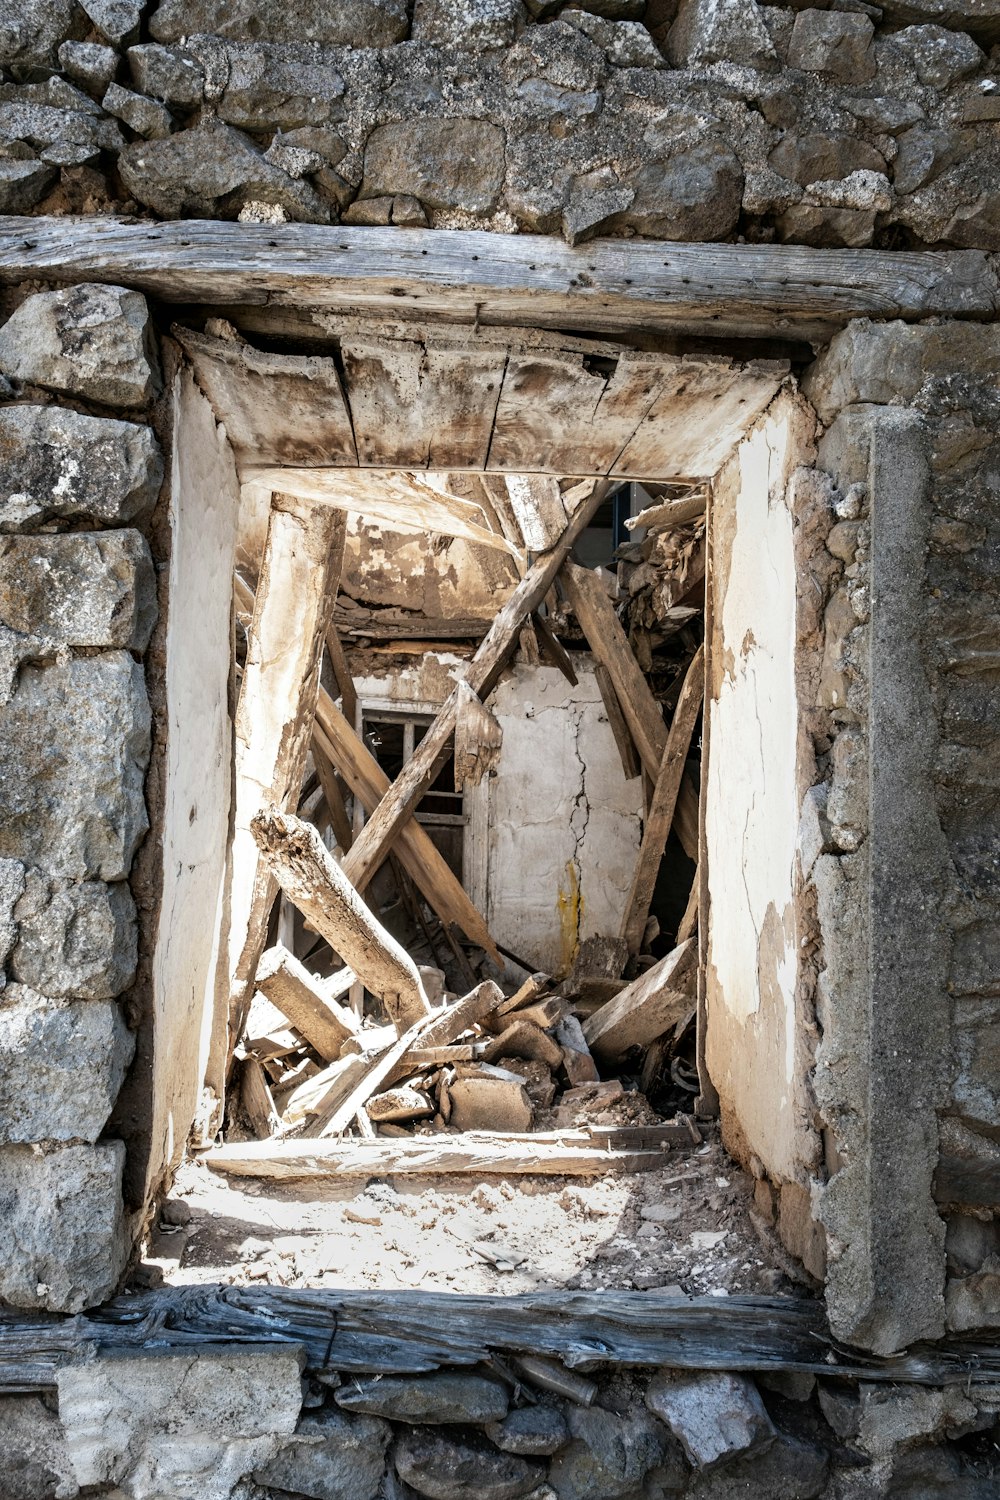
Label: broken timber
xmin=340 ymin=482 xmax=610 ymax=892
xmin=620 ymin=646 xmax=705 ymax=955
xmin=203 ymin=1123 xmax=697 ymax=1179
xmin=583 ymin=939 xmax=698 ymax=1064
xmin=254 ymin=944 xmax=359 ymax=1063
xmin=3 ymin=220 xmax=996 ymax=343
xmin=251 ymin=807 xmax=431 ymax=1031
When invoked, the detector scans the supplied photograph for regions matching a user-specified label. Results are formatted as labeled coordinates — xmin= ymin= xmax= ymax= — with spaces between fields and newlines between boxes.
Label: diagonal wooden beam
xmin=620 ymin=646 xmax=705 ymax=955
xmin=340 ymin=482 xmax=611 ymax=892
xmin=314 ymin=691 xmax=501 ymax=964
xmin=559 ymin=559 xmax=666 ymax=780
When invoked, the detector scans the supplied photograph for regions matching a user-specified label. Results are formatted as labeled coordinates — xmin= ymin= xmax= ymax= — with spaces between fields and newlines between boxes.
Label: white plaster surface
xmin=146 ymin=371 xmax=240 ymax=1200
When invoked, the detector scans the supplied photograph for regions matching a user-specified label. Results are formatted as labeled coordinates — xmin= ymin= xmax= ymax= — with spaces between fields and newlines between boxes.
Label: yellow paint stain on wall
xmin=557 ymin=859 xmax=581 ymax=975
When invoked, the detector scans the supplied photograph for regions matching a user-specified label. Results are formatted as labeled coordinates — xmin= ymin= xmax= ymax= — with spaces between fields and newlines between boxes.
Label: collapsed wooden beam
xmin=226 ymin=496 xmax=347 ymax=1060
xmin=255 ymin=944 xmax=360 ymax=1062
xmin=560 ymin=559 xmax=666 ymax=782
xmin=625 ymin=492 xmax=707 ymax=533
xmin=620 ymin=646 xmax=705 ymax=955
xmin=315 ymin=692 xmax=500 ymax=962
xmin=583 ymin=939 xmax=698 ymax=1064
xmin=340 ymin=482 xmax=611 ymax=892
xmin=251 ymin=807 xmax=431 ymax=1031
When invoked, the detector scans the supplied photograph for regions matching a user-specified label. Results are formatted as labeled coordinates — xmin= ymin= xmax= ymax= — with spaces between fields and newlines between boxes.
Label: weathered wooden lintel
xmin=0 ymin=219 xmax=996 ymax=343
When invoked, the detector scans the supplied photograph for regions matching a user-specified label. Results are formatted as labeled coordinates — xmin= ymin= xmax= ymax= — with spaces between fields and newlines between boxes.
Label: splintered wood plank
xmin=560 ymin=561 xmax=666 ymax=781
xmin=228 ymin=498 xmax=347 ymax=1055
xmin=314 ymin=693 xmax=501 ymax=963
xmin=3 ymin=221 xmax=995 ymax=343
xmin=593 ymin=661 xmax=640 ymax=780
xmin=487 ymin=350 xmax=669 ymax=474
xmin=340 ymin=484 xmax=610 ymax=893
xmin=503 ymin=475 xmax=567 ymax=551
xmin=339 ymin=335 xmax=506 ymax=469
xmin=203 ymin=1126 xmax=689 ymax=1179
xmin=255 ymin=944 xmax=360 ymax=1062
xmin=325 ymin=623 xmax=358 ymax=727
xmin=251 ymin=807 xmax=432 ymax=1031
xmin=616 ymin=359 xmax=787 ymax=479
xmin=453 ymin=680 xmax=503 ymax=790
xmin=583 ymin=939 xmax=698 ymax=1063
xmin=621 ymin=646 xmax=705 ymax=955
xmin=173 ymin=327 xmax=357 ymax=466
xmin=626 ymin=491 xmax=707 ymax=534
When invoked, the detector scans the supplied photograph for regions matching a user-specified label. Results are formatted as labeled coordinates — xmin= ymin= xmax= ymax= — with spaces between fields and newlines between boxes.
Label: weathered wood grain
xmin=255 ymin=944 xmax=359 ymax=1063
xmin=2 ymin=220 xmax=995 ymax=341
xmin=583 ymin=939 xmax=699 ymax=1063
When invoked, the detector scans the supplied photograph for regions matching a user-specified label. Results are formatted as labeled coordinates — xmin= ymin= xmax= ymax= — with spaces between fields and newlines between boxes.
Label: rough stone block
xmin=361 ymin=118 xmax=506 ymax=214
xmin=787 ymin=9 xmax=875 ymax=81
xmin=0 ymin=653 xmax=151 ymax=882
xmin=394 ymin=1425 xmax=544 ymax=1500
xmin=336 ymin=1372 xmax=509 ymax=1425
xmin=486 ymin=1404 xmax=570 ymax=1456
xmin=412 ymin=0 xmax=523 ymax=47
xmin=768 ymin=132 xmax=885 ymax=189
xmin=0 ymin=530 xmax=157 ymax=658
xmin=684 ymin=1431 xmax=828 ymax=1499
xmin=0 ymin=856 xmax=25 ymax=976
xmin=0 ymin=986 xmax=133 ymax=1144
xmin=128 ymin=43 xmax=206 ymax=106
xmin=103 ymin=81 xmax=174 ymax=140
xmin=952 ymin=1004 xmax=1000 ymax=1131
xmin=563 ymin=10 xmax=666 ymax=66
xmin=119 ymin=119 xmax=330 ymax=222
xmin=646 ymin=1370 xmax=774 ymax=1469
xmin=549 ymin=1403 xmax=670 ymax=1499
xmin=0 ymin=404 xmax=163 ymax=533
xmin=57 ymin=1345 xmax=306 ymax=1498
xmin=0 ymin=1394 xmax=80 ymax=1500
xmin=59 ymin=38 xmax=120 ymax=96
xmin=891 ymin=23 xmax=984 ymax=88
xmin=620 ymin=142 xmax=743 ymax=241
xmin=856 ymin=1383 xmax=977 ymax=1458
xmin=150 ymin=0 xmax=408 ymax=45
xmin=946 ymin=1267 xmax=1000 ymax=1331
xmin=0 ymin=160 xmax=57 ymax=214
xmin=12 ymin=874 xmax=138 ymax=999
xmin=0 ymin=0 xmax=82 ymax=74
xmin=950 ymin=921 xmax=1000 ymax=996
xmin=80 ymin=0 xmax=143 ymax=43
xmin=666 ymin=0 xmax=776 ymax=69
xmin=0 ymin=284 xmax=161 ymax=410
xmin=253 ymin=1408 xmax=391 ymax=1500
xmin=0 ymin=1140 xmax=128 ymax=1311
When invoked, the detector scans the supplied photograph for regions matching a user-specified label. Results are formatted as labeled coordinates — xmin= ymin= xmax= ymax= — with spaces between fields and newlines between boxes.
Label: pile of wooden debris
xmin=209 ymin=472 xmax=708 ymax=1183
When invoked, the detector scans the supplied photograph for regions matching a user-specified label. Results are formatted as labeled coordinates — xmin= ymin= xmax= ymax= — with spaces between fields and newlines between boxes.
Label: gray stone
xmin=150 ymin=0 xmax=409 ymax=44
xmin=208 ymin=43 xmax=346 ymax=131
xmin=0 ymin=857 xmax=25 ymax=977
xmin=361 ymin=118 xmax=506 ymax=214
xmin=0 ymin=405 xmax=162 ymax=533
xmin=0 ymin=284 xmax=161 ymax=411
xmin=336 ymin=1372 xmax=509 ymax=1425
xmin=946 ymin=1267 xmax=1000 ymax=1331
xmin=486 ymin=1404 xmax=569 ymax=1456
xmin=102 ymin=81 xmax=174 ymax=139
xmin=12 ymin=875 xmax=138 ymax=999
xmin=684 ymin=1431 xmax=827 ymax=1499
xmin=0 ymin=654 xmax=150 ymax=882
xmin=548 ymin=1404 xmax=669 ymax=1499
xmin=0 ymin=986 xmax=133 ymax=1145
xmin=950 ymin=922 xmax=1000 ymax=996
xmin=0 ymin=1394 xmax=80 ymax=1500
xmin=645 ymin=1370 xmax=775 ymax=1469
xmin=893 ymin=125 xmax=965 ymax=195
xmin=57 ymin=1345 xmax=306 ymax=1497
xmin=0 ymin=160 xmax=56 ymax=213
xmin=0 ymin=87 xmax=124 ymax=157
xmin=0 ymin=0 xmax=82 ymax=74
xmin=787 ymin=9 xmax=876 ymax=81
xmin=118 ymin=119 xmax=331 ymax=222
xmin=620 ymin=142 xmax=743 ymax=241
xmin=768 ymin=132 xmax=885 ymax=188
xmin=857 ymin=1383 xmax=977 ymax=1458
xmin=890 ymin=23 xmax=984 ymax=88
xmin=128 ymin=44 xmax=206 ymax=107
xmin=667 ymin=0 xmax=777 ymax=69
xmin=0 ymin=1140 xmax=128 ymax=1311
xmin=80 ymin=0 xmax=143 ymax=43
xmin=563 ymin=11 xmax=666 ymax=66
xmin=561 ymin=169 xmax=634 ymax=245
xmin=254 ymin=1408 xmax=391 ymax=1500
xmin=412 ymin=0 xmax=524 ymax=48
xmin=394 ymin=1426 xmax=543 ymax=1500
xmin=59 ymin=40 xmax=120 ymax=97
xmin=0 ymin=530 xmax=157 ymax=656
xmin=502 ymin=19 xmax=605 ymax=88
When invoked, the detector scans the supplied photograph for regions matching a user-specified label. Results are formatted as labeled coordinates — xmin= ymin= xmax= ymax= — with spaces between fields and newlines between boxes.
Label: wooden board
xmin=583 ymin=939 xmax=698 ymax=1063
xmin=4 ymin=219 xmax=995 ymax=343
xmin=173 ymin=327 xmax=357 ymax=466
xmin=340 ymin=334 xmax=506 ymax=469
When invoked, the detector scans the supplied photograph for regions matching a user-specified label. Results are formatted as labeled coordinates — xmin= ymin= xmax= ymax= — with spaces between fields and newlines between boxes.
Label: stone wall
xmin=802 ymin=319 xmax=1000 ymax=1343
xmin=2 ymin=0 xmax=1000 ymax=250
xmin=0 ymin=281 xmax=163 ymax=1311
xmin=3 ymin=1341 xmax=999 ymax=1500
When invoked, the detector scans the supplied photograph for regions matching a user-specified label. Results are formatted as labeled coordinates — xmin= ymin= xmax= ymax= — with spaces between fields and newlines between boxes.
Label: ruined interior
xmin=2 ymin=0 xmax=1000 ymax=1491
